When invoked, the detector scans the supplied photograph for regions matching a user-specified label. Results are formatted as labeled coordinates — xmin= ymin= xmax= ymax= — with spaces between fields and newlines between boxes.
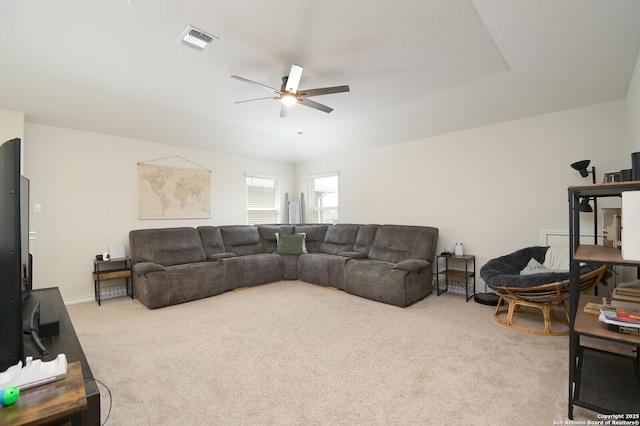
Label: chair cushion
xmin=480 ymin=246 xmax=599 ymax=289
xmin=542 ymin=246 xmax=570 ymax=270
xmin=520 ymin=258 xmax=552 ymax=275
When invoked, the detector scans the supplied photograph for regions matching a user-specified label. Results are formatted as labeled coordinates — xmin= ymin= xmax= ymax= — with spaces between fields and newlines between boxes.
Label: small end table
xmin=92 ymin=257 xmax=133 ymax=305
xmin=436 ymin=254 xmax=476 ymax=302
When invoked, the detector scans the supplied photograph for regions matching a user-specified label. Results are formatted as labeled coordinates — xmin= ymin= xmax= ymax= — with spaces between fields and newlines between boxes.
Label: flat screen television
xmin=0 ymin=137 xmax=31 ymax=372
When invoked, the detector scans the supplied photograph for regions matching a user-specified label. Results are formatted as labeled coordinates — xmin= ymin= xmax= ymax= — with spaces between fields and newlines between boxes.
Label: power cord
xmin=84 ymin=377 xmax=112 ymax=425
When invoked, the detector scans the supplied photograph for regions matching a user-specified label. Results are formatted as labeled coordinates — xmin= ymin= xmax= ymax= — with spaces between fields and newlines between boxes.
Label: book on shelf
xmin=584 ymin=302 xmax=607 ymax=314
xmin=616 ymin=288 xmax=640 ymax=297
xmin=607 ymin=323 xmax=640 ymax=336
xmin=616 ymin=310 xmax=640 ymax=321
xmin=614 ymin=279 xmax=640 ymax=297
xmin=610 ymin=299 xmax=640 ymax=310
xmin=611 ymin=289 xmax=640 ymax=302
xmin=600 ymin=307 xmax=640 ymax=325
xmin=610 ymin=287 xmax=640 ymax=310
xmin=601 ymin=208 xmax=622 ymax=249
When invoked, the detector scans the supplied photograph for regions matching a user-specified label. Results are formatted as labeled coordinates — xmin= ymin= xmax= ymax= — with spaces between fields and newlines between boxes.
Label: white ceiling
xmin=1 ymin=0 xmax=639 ymax=163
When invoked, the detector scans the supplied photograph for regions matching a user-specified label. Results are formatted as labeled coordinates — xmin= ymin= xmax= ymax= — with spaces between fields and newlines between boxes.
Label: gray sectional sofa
xmin=129 ymin=224 xmax=438 ymax=309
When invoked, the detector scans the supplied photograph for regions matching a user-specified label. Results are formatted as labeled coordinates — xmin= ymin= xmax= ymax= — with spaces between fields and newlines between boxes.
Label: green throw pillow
xmin=275 ymin=233 xmax=307 ymax=255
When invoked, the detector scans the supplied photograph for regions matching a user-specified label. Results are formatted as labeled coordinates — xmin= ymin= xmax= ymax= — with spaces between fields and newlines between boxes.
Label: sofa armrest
xmin=339 ymin=251 xmax=368 ymax=259
xmin=133 ymin=261 xmax=166 ymax=274
xmin=208 ymin=253 xmax=236 ymax=261
xmin=392 ymin=259 xmax=430 ymax=273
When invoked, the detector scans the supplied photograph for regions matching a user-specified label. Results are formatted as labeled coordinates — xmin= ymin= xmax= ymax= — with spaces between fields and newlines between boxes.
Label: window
xmin=308 ymin=173 xmax=339 ymax=223
xmin=246 ymin=174 xmax=280 ymax=225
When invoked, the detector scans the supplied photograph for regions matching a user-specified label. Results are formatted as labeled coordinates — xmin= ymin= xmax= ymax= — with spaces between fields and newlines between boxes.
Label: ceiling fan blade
xmin=284 ymin=64 xmax=303 ymax=93
xmin=297 ymin=85 xmax=350 ymax=97
xmin=298 ymin=98 xmax=334 ymax=113
xmin=280 ymin=104 xmax=289 ymax=118
xmin=231 ymin=75 xmax=281 ymax=95
xmin=234 ymin=96 xmax=279 ymax=104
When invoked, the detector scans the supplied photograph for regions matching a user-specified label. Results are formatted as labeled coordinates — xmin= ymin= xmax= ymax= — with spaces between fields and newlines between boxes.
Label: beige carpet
xmin=67 ymin=281 xmax=601 ymax=425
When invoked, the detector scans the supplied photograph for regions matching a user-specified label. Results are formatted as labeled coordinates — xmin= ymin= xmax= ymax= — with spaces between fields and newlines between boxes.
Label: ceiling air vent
xmin=178 ymin=25 xmax=218 ymax=51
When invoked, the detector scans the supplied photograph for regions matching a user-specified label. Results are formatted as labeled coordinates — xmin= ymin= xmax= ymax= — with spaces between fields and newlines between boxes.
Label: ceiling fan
xmin=231 ymin=64 xmax=350 ymax=118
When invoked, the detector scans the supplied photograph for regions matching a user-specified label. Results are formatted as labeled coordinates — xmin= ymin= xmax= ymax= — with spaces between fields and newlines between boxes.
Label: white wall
xmin=296 ymin=100 xmax=629 ymax=287
xmin=0 ymin=109 xmax=25 ymax=172
xmin=0 ymin=109 xmax=24 ymax=142
xmin=24 ymin=123 xmax=295 ymax=302
xmin=627 ymin=50 xmax=640 ymax=152
xmin=622 ymin=50 xmax=640 ymax=282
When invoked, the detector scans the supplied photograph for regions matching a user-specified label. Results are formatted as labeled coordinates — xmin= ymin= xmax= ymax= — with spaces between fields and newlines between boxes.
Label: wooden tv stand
xmin=23 ymin=287 xmax=100 ymax=425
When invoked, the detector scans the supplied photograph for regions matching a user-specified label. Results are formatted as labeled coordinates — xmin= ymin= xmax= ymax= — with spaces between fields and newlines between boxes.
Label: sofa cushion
xmin=339 ymin=252 xmax=368 ymax=259
xmin=197 ymin=226 xmax=229 ymax=258
xmin=319 ymin=224 xmax=360 ymax=255
xmin=275 ymin=233 xmax=308 ymax=255
xmin=368 ymin=225 xmax=438 ymax=263
xmin=354 ymin=225 xmax=379 ymax=254
xmin=220 ymin=226 xmax=265 ymax=256
xmin=223 ymin=253 xmax=284 ymax=289
xmin=293 ymin=225 xmax=328 ymax=252
xmin=258 ymin=225 xmax=295 ymax=253
xmin=130 ymin=227 xmax=207 ymax=266
xmin=280 ymin=254 xmax=299 ymax=280
xmin=297 ymin=253 xmax=349 ymax=289
xmin=393 ymin=259 xmax=430 ymax=273
xmin=133 ymin=262 xmax=166 ymax=274
xmin=165 ymin=262 xmax=225 ymax=306
xmin=344 ymin=258 xmax=432 ymax=307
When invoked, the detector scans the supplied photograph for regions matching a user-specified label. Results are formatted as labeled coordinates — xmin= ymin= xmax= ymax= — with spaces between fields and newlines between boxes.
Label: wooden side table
xmin=436 ymin=254 xmax=476 ymax=302
xmin=93 ymin=257 xmax=133 ymax=305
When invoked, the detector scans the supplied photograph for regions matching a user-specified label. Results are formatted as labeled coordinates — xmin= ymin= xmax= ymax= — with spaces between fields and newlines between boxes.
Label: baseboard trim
xmin=63 ymin=295 xmax=96 ymax=305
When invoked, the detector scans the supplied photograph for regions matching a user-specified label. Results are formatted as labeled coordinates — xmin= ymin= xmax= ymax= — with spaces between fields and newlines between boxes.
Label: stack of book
xmin=598 ymin=307 xmax=640 ymax=336
xmin=597 ymin=280 xmax=640 ymax=336
xmin=610 ymin=280 xmax=640 ymax=310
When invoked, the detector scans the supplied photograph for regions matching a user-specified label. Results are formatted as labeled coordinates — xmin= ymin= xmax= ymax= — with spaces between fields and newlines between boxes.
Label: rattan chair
xmin=480 ymin=246 xmax=607 ymax=336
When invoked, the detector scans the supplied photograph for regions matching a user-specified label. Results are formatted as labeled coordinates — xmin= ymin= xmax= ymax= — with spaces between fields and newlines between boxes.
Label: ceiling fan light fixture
xmin=281 ymin=93 xmax=297 ymax=106
xmin=178 ymin=25 xmax=218 ymax=51
xmin=232 ymin=63 xmax=350 ymax=117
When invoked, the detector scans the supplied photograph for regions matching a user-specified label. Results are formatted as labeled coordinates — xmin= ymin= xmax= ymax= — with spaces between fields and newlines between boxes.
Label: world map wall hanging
xmin=138 ymin=157 xmax=211 ymax=219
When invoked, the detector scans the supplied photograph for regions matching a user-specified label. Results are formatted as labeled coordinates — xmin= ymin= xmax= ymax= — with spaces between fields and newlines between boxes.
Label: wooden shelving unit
xmin=575 ymin=245 xmax=640 ymax=265
xmin=568 ymin=181 xmax=640 ymax=418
